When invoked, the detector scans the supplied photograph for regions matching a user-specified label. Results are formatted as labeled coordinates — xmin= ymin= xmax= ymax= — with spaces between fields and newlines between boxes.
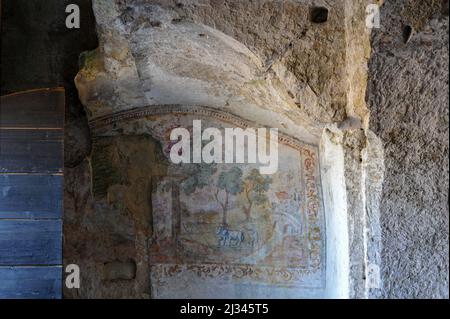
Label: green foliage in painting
xmin=242 ymin=169 xmax=273 ymax=220
xmin=180 ymin=165 xmax=272 ymax=225
xmin=181 ymin=163 xmax=217 ymax=195
xmin=217 ymin=167 xmax=244 ymax=195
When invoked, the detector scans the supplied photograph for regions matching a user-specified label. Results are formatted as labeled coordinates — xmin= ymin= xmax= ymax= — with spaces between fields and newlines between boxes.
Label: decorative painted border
xmin=302 ymin=148 xmax=323 ymax=271
xmin=89 ymin=104 xmax=311 ymax=151
xmin=151 ymin=263 xmax=323 ymax=288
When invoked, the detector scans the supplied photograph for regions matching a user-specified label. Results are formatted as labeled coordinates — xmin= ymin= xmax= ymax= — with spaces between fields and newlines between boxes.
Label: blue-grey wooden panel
xmin=0 ymin=129 xmax=63 ymax=173
xmin=0 ymin=88 xmax=64 ymax=299
xmin=0 ymin=220 xmax=62 ymax=265
xmin=0 ymin=88 xmax=65 ymax=129
xmin=0 ymin=174 xmax=62 ymax=219
xmin=0 ymin=266 xmax=62 ymax=299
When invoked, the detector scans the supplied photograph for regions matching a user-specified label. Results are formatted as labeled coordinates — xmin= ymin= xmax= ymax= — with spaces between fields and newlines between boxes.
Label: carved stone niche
xmin=75 ymin=0 xmax=383 ymax=299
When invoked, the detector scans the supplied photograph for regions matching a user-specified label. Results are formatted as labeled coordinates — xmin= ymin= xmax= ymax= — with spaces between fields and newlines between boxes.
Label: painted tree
xmin=242 ymin=169 xmax=272 ymax=220
xmin=181 ymin=165 xmax=245 ymax=226
xmin=181 ymin=163 xmax=217 ymax=195
xmin=216 ymin=167 xmax=244 ymax=226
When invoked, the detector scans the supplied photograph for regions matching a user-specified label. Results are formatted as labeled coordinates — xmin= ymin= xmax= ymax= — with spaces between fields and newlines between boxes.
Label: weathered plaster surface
xmin=320 ymin=129 xmax=350 ymax=298
xmin=86 ymin=106 xmax=328 ymax=298
xmin=69 ymin=0 xmax=383 ymax=298
xmin=367 ymin=0 xmax=449 ymax=299
xmin=64 ymin=135 xmax=167 ymax=298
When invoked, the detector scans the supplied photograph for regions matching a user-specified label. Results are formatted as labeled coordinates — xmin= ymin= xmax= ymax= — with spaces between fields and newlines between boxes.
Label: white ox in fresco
xmin=216 ymin=225 xmax=245 ymax=247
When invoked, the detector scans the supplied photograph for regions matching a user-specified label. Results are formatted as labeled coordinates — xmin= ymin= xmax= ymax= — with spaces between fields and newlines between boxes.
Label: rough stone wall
xmin=367 ymin=0 xmax=449 ymax=298
xmin=76 ymin=0 xmax=376 ymax=135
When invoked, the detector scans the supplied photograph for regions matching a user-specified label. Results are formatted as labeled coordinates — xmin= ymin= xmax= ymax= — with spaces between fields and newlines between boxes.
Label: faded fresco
xmin=90 ymin=106 xmax=325 ymax=298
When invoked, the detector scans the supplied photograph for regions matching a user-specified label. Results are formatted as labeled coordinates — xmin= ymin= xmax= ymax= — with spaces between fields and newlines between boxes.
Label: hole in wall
xmin=310 ymin=7 xmax=329 ymax=24
xmin=403 ymin=25 xmax=414 ymax=44
xmin=150 ymin=21 xmax=162 ymax=27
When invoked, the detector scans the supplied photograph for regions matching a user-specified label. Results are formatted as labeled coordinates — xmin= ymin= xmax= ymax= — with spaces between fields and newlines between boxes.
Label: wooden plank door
xmin=0 ymin=88 xmax=64 ymax=299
